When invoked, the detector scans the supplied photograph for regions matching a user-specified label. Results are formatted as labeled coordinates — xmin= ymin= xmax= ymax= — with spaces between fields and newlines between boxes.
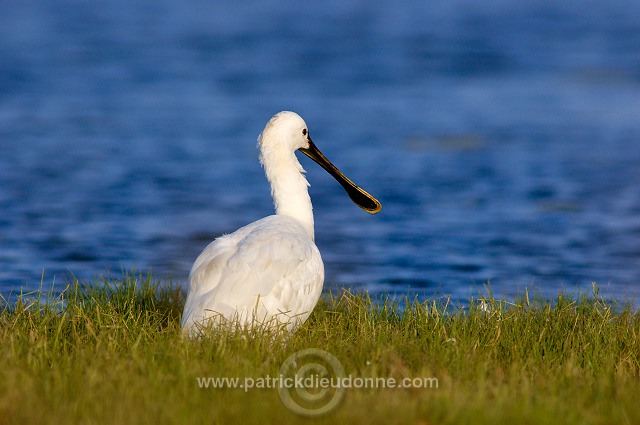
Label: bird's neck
xmin=261 ymin=150 xmax=315 ymax=241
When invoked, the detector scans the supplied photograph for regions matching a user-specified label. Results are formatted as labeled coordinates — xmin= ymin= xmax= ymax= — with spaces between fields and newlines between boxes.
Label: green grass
xmin=1 ymin=274 xmax=639 ymax=425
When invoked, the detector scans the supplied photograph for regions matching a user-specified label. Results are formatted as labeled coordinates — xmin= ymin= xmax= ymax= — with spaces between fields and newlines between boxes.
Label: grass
xmin=1 ymin=274 xmax=639 ymax=425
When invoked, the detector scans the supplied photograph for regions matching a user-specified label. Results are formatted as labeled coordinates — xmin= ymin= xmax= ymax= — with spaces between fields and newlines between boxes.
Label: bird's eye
xmin=302 ymin=129 xmax=308 ymax=136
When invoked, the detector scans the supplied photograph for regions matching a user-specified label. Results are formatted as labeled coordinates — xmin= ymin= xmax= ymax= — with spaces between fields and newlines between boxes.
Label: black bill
xmin=299 ymin=139 xmax=382 ymax=214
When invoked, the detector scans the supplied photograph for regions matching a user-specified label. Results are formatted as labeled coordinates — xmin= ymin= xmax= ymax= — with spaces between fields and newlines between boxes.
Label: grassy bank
xmin=1 ymin=275 xmax=639 ymax=425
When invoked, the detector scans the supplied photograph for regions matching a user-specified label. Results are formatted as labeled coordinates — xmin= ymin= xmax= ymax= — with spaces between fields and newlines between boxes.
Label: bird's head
xmin=258 ymin=111 xmax=381 ymax=214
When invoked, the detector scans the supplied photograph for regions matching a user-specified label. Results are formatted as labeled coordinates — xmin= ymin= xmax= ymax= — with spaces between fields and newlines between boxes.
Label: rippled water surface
xmin=1 ymin=0 xmax=639 ymax=304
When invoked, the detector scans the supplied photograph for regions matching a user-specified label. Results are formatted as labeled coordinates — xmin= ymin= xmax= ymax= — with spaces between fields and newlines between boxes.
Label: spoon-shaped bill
xmin=299 ymin=140 xmax=382 ymax=214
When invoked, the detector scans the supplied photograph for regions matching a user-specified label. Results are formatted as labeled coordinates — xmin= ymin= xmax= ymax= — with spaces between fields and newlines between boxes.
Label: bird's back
xmin=181 ymin=215 xmax=324 ymax=334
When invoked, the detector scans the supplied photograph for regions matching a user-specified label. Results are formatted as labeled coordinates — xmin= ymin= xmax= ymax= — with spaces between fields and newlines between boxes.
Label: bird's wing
xmin=216 ymin=220 xmax=313 ymax=305
xmin=184 ymin=216 xmax=314 ymax=323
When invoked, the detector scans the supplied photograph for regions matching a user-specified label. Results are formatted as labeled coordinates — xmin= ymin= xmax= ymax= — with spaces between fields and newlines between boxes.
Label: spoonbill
xmin=181 ymin=111 xmax=381 ymax=334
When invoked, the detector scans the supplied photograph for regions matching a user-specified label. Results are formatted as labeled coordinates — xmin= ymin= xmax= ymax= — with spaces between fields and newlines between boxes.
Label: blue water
xmin=1 ymin=0 xmax=639 ymax=305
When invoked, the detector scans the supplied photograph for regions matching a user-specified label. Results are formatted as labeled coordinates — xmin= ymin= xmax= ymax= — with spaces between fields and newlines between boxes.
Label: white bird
xmin=181 ymin=111 xmax=381 ymax=335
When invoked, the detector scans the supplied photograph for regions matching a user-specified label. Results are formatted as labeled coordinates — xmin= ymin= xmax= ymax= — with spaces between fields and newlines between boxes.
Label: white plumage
xmin=181 ymin=111 xmax=381 ymax=335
